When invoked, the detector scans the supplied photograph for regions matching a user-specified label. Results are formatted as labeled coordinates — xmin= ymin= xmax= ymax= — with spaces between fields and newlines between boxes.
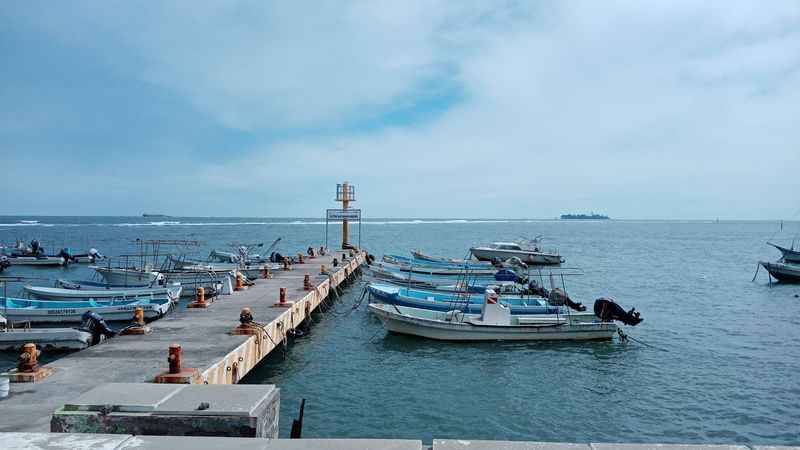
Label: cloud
xmin=1 ymin=1 xmax=799 ymax=218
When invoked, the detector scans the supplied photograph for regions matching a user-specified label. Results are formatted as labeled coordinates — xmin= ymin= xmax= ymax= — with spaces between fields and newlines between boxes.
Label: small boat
xmin=470 ymin=241 xmax=563 ymax=265
xmin=0 ymin=327 xmax=93 ymax=351
xmin=4 ymin=255 xmax=65 ymax=266
xmin=92 ymin=266 xmax=162 ymax=285
xmin=410 ymin=250 xmax=492 ymax=266
xmin=367 ymin=283 xmax=590 ymax=317
xmin=382 ymin=261 xmax=498 ymax=276
xmin=23 ymin=284 xmax=182 ymax=302
xmin=767 ymin=242 xmax=800 ymax=264
xmin=759 ymin=261 xmax=800 ymax=283
xmin=368 ymin=292 xmax=617 ymax=342
xmin=385 ymin=254 xmax=491 ymax=269
xmin=366 ymin=266 xmax=520 ymax=288
xmin=0 ymin=297 xmax=172 ymax=323
xmin=56 ymin=279 xmax=153 ymax=290
xmin=159 ymin=271 xmax=230 ymax=297
xmin=69 ymin=248 xmax=106 ymax=264
xmin=18 ymin=220 xmax=39 ymax=225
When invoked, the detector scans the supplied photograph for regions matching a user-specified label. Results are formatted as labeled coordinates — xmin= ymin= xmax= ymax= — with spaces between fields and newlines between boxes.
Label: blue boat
xmin=367 ymin=283 xmax=594 ymax=318
xmin=0 ymin=297 xmax=173 ymax=323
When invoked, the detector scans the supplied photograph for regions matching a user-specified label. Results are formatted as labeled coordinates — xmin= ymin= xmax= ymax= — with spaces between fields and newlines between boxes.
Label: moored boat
xmin=470 ymin=241 xmax=563 ymax=265
xmin=367 ymin=283 xmax=590 ymax=317
xmin=0 ymin=297 xmax=172 ymax=323
xmin=411 ymin=250 xmax=491 ymax=266
xmin=92 ymin=266 xmax=162 ymax=285
xmin=759 ymin=261 xmax=800 ymax=283
xmin=23 ymin=284 xmax=182 ymax=302
xmin=368 ymin=294 xmax=616 ymax=342
xmin=0 ymin=327 xmax=93 ymax=351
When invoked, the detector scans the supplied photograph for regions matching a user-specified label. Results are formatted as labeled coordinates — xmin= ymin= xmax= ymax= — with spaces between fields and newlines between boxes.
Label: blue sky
xmin=1 ymin=1 xmax=798 ymax=219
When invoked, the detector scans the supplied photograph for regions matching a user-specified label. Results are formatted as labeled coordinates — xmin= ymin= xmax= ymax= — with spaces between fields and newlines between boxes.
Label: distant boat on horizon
xmin=142 ymin=213 xmax=170 ymax=218
xmin=560 ymin=213 xmax=610 ymax=220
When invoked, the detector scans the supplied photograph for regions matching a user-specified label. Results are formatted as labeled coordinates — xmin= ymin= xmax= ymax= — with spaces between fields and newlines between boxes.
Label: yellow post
xmin=342 ymin=180 xmax=350 ymax=248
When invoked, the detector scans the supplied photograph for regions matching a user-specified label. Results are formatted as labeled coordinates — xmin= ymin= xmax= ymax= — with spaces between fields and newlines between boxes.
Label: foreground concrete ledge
xmin=51 ymin=383 xmax=280 ymax=438
xmin=432 ymin=442 xmax=800 ymax=450
xmin=2 ymin=433 xmax=424 ymax=449
xmin=434 ymin=440 xmax=590 ymax=449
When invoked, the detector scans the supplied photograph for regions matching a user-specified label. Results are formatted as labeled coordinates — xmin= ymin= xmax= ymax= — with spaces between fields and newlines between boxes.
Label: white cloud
xmin=3 ymin=1 xmax=799 ymax=218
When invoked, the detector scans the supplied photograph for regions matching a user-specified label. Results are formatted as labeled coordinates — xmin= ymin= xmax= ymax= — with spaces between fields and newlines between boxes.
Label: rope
xmin=618 ymin=328 xmax=669 ymax=352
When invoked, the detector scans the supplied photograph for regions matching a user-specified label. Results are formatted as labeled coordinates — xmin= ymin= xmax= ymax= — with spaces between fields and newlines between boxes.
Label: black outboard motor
xmin=548 ymin=288 xmax=587 ymax=312
xmin=58 ymin=248 xmax=72 ymax=264
xmin=594 ymin=298 xmax=643 ymax=326
xmin=79 ymin=311 xmax=117 ymax=346
xmin=0 ymin=256 xmax=9 ymax=272
xmin=30 ymin=239 xmax=42 ymax=256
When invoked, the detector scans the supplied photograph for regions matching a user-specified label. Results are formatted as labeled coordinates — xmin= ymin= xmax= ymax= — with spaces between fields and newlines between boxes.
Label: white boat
xmin=5 ymin=255 xmax=65 ymax=266
xmin=159 ymin=271 xmax=229 ymax=297
xmin=410 ymin=250 xmax=491 ymax=266
xmin=0 ymin=297 xmax=172 ymax=323
xmin=92 ymin=266 xmax=162 ymax=285
xmin=470 ymin=242 xmax=563 ymax=265
xmin=0 ymin=328 xmax=93 ymax=351
xmin=23 ymin=284 xmax=182 ymax=302
xmin=18 ymin=220 xmax=39 ymax=225
xmin=369 ymin=291 xmax=616 ymax=341
xmin=70 ymin=248 xmax=105 ymax=264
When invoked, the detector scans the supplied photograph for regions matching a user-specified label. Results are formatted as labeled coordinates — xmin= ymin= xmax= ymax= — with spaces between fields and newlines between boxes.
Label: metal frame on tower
xmin=326 ymin=181 xmax=361 ymax=249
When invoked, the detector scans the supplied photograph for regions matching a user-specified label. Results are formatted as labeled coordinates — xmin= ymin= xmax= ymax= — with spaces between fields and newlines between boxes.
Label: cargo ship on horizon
xmin=560 ymin=213 xmax=610 ymax=220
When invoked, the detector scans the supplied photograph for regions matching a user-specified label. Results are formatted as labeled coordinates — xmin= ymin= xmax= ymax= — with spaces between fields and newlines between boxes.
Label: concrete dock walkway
xmin=0 ymin=251 xmax=365 ymax=432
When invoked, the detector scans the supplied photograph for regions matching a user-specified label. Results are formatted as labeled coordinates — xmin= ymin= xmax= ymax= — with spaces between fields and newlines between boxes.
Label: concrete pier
xmin=0 ymin=251 xmax=365 ymax=433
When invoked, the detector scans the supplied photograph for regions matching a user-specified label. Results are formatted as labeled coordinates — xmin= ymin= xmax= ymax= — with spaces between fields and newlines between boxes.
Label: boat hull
xmin=0 ymin=328 xmax=93 ymax=351
xmin=470 ymin=248 xmax=563 ymax=265
xmin=6 ymin=256 xmax=65 ymax=266
xmin=369 ymin=304 xmax=615 ymax=341
xmin=92 ymin=267 xmax=161 ymax=285
xmin=24 ymin=285 xmax=182 ymax=302
xmin=761 ymin=261 xmax=800 ymax=283
xmin=0 ymin=298 xmax=172 ymax=323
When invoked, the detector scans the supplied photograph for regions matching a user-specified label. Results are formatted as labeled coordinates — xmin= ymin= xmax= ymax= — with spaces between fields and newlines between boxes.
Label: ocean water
xmin=1 ymin=216 xmax=798 ymax=445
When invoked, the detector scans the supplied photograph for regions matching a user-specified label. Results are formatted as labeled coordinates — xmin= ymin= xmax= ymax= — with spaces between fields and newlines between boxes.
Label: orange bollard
xmin=168 ymin=343 xmax=182 ymax=374
xmin=153 ymin=343 xmax=200 ymax=384
xmin=297 ymin=253 xmax=305 ymax=264
xmin=235 ymin=272 xmax=244 ymax=291
xmin=134 ymin=306 xmax=145 ymax=326
xmin=188 ymin=286 xmax=208 ymax=309
xmin=261 ymin=266 xmax=271 ymax=279
xmin=273 ymin=286 xmax=293 ymax=307
xmin=304 ymin=274 xmax=312 ymax=290
xmin=18 ymin=343 xmax=38 ymax=373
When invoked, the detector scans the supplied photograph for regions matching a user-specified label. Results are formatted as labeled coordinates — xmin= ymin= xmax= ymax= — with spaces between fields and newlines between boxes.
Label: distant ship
xmin=560 ymin=213 xmax=610 ymax=220
xmin=142 ymin=213 xmax=169 ymax=218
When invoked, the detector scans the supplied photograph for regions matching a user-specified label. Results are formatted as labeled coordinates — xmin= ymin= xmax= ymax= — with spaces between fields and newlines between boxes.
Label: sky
xmin=1 ymin=1 xmax=798 ymax=219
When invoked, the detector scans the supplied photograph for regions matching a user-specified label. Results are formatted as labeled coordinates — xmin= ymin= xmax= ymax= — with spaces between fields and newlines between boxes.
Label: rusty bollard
xmin=235 ymin=272 xmax=244 ymax=291
xmin=168 ymin=344 xmax=182 ymax=374
xmin=303 ymin=274 xmax=312 ymax=291
xmin=18 ymin=343 xmax=38 ymax=373
xmin=273 ymin=286 xmax=293 ymax=307
xmin=283 ymin=257 xmax=291 ymax=271
xmin=188 ymin=286 xmax=208 ymax=309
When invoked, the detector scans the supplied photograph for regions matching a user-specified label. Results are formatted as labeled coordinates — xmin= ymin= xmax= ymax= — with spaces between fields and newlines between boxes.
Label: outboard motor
xmin=58 ymin=248 xmax=72 ymax=264
xmin=0 ymin=255 xmax=9 ymax=272
xmin=494 ymin=269 xmax=518 ymax=282
xmin=593 ymin=298 xmax=643 ymax=326
xmin=79 ymin=311 xmax=117 ymax=346
xmin=527 ymin=280 xmax=549 ymax=298
xmin=30 ymin=239 xmax=42 ymax=256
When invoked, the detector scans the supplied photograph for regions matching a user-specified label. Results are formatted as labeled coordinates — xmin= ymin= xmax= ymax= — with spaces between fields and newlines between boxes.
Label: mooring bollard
xmin=283 ymin=257 xmax=291 ymax=271
xmin=18 ymin=343 xmax=38 ymax=373
xmin=320 ymin=264 xmax=327 ymax=275
xmin=4 ymin=342 xmax=54 ymax=382
xmin=261 ymin=266 xmax=271 ymax=279
xmin=188 ymin=286 xmax=208 ymax=309
xmin=319 ymin=246 xmax=326 ymax=256
xmin=122 ymin=306 xmax=152 ymax=334
xmin=153 ymin=343 xmax=200 ymax=383
xmin=297 ymin=253 xmax=304 ymax=264
xmin=235 ymin=272 xmax=244 ymax=291
xmin=273 ymin=286 xmax=293 ymax=307
xmin=168 ymin=343 xmax=182 ymax=374
xmin=303 ymin=274 xmax=312 ymax=291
